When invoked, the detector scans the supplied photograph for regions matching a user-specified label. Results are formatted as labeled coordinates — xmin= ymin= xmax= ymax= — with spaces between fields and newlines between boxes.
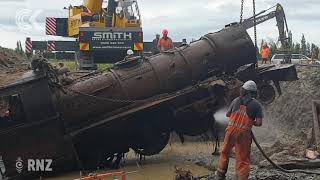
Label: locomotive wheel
xmin=258 ymin=84 xmax=276 ymax=104
xmin=174 ymin=111 xmax=211 ymax=136
xmin=133 ymin=131 xmax=170 ymax=156
xmin=132 ymin=129 xmax=170 ymax=156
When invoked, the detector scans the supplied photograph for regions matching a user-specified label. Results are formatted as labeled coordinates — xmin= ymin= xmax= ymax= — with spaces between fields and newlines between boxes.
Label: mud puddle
xmin=49 ymin=162 xmax=208 ymax=180
xmin=46 ymin=142 xmax=216 ymax=180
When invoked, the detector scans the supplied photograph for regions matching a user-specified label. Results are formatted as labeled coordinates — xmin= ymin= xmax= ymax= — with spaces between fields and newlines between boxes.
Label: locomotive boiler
xmin=0 ymin=24 xmax=297 ymax=179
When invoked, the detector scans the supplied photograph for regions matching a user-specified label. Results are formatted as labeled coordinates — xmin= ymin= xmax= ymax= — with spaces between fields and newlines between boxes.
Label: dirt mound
xmin=247 ymin=66 xmax=320 ymax=179
xmin=0 ymin=46 xmax=30 ymax=86
xmin=265 ymin=66 xmax=320 ymax=136
xmin=248 ymin=66 xmax=320 ymax=167
xmin=0 ymin=46 xmax=22 ymax=69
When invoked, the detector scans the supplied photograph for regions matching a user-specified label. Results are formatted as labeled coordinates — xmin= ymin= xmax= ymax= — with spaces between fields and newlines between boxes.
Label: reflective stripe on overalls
xmin=228 ymin=102 xmax=253 ymax=130
xmin=217 ymin=98 xmax=254 ymax=180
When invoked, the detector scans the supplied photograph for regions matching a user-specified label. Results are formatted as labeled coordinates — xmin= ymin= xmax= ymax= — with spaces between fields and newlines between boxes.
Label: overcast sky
xmin=0 ymin=0 xmax=319 ymax=49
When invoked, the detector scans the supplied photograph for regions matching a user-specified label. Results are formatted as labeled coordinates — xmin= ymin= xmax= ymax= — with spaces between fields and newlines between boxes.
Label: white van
xmin=271 ymin=54 xmax=310 ymax=64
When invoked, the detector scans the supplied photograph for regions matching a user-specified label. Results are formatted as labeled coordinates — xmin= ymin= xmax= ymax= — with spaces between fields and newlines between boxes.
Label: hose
xmin=251 ymin=131 xmax=320 ymax=175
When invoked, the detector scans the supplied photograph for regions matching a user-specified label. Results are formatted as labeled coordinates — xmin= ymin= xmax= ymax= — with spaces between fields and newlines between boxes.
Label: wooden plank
xmin=312 ymin=101 xmax=320 ymax=147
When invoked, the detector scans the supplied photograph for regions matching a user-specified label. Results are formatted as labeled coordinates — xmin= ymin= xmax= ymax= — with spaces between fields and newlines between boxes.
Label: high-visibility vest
xmin=229 ymin=99 xmax=254 ymax=130
xmin=158 ymin=37 xmax=173 ymax=51
xmin=261 ymin=47 xmax=270 ymax=59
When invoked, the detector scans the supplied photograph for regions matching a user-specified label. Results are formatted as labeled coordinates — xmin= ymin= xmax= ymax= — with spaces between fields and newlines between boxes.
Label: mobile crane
xmin=44 ymin=0 xmax=143 ymax=69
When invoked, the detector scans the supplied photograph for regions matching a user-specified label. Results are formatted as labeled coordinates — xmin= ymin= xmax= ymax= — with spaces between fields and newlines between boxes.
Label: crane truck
xmin=27 ymin=0 xmax=144 ymax=70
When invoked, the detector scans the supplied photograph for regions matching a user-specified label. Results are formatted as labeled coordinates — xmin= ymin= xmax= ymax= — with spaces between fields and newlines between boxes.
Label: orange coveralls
xmin=217 ymin=100 xmax=254 ymax=180
xmin=261 ymin=47 xmax=270 ymax=63
xmin=157 ymin=37 xmax=173 ymax=52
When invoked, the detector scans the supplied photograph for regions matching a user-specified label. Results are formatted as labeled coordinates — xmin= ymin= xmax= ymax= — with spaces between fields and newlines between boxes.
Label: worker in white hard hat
xmin=125 ymin=49 xmax=135 ymax=61
xmin=216 ymin=80 xmax=263 ymax=180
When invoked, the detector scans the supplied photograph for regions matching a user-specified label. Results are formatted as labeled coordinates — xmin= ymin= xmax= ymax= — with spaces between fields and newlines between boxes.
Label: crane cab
xmin=113 ymin=0 xmax=142 ymax=28
xmin=67 ymin=0 xmax=142 ymax=37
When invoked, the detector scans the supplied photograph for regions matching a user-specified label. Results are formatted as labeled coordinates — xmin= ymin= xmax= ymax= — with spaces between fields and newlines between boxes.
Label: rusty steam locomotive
xmin=0 ymin=24 xmax=297 ymax=179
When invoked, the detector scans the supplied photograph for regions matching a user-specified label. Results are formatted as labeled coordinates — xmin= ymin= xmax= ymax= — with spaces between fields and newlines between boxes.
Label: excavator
xmin=221 ymin=3 xmax=291 ymax=103
xmin=240 ymin=3 xmax=291 ymax=63
xmin=44 ymin=0 xmax=143 ymax=69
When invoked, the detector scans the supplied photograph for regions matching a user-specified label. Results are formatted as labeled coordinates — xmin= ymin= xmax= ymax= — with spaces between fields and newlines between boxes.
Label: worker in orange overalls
xmin=260 ymin=43 xmax=270 ymax=64
xmin=157 ymin=29 xmax=174 ymax=53
xmin=215 ymin=80 xmax=263 ymax=180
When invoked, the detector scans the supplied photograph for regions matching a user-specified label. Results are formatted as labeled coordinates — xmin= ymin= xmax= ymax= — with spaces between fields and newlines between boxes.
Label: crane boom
xmin=241 ymin=3 xmax=291 ymax=63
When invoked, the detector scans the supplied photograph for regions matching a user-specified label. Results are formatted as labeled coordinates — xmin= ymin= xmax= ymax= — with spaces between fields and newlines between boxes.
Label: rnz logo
xmin=15 ymin=157 xmax=23 ymax=174
xmin=16 ymin=157 xmax=53 ymax=173
xmin=0 ymin=155 xmax=6 ymax=179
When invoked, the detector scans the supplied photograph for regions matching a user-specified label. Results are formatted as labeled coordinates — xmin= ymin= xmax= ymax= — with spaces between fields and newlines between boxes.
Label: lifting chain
xmin=253 ymin=0 xmax=258 ymax=48
xmin=240 ymin=0 xmax=244 ymax=23
xmin=240 ymin=0 xmax=258 ymax=49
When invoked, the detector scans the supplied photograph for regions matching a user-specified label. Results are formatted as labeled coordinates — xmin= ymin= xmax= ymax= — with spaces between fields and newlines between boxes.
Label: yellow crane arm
xmin=83 ymin=0 xmax=103 ymax=14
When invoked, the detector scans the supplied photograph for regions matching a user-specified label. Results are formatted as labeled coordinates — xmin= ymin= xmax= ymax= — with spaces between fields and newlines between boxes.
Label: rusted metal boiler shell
xmin=57 ymin=25 xmax=256 ymax=127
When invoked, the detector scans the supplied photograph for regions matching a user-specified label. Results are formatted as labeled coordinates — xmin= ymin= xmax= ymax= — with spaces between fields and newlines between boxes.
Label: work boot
xmin=211 ymin=171 xmax=226 ymax=180
xmin=207 ymin=176 xmax=225 ymax=180
xmin=206 ymin=172 xmax=225 ymax=180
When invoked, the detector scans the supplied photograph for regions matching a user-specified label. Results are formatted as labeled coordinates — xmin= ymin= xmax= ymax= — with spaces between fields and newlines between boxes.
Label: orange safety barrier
xmin=74 ymin=171 xmax=127 ymax=180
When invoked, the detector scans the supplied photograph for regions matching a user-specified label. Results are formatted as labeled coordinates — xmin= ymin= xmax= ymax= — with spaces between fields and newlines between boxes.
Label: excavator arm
xmin=241 ymin=3 xmax=291 ymax=63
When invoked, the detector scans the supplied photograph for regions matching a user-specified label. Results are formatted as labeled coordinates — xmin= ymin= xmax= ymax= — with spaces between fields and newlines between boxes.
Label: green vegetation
xmin=97 ymin=63 xmax=113 ymax=71
xmin=51 ymin=60 xmax=113 ymax=72
xmin=51 ymin=60 xmax=77 ymax=71
xmin=14 ymin=41 xmax=27 ymax=59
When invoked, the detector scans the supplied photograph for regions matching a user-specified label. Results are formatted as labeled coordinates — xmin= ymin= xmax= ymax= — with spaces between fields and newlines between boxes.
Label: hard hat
xmin=242 ymin=80 xmax=258 ymax=92
xmin=127 ymin=49 xmax=134 ymax=55
xmin=263 ymin=42 xmax=268 ymax=47
xmin=162 ymin=29 xmax=168 ymax=35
